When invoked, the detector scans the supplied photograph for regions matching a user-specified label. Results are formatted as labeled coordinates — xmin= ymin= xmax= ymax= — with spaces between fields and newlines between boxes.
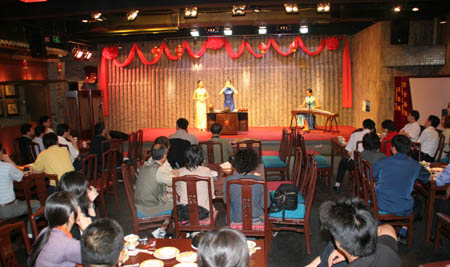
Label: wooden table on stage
xmin=330 ymin=137 xmax=348 ymax=174
xmin=290 ymin=108 xmax=339 ymax=133
xmin=209 ymin=163 xmax=265 ymax=199
xmin=207 ymin=111 xmax=248 ymax=135
xmin=414 ymin=162 xmax=449 ymax=243
xmin=123 ymin=238 xmax=266 ymax=267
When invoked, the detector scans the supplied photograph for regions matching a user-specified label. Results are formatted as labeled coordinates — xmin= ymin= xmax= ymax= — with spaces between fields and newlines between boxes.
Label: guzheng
xmin=290 ymin=108 xmax=339 ymax=132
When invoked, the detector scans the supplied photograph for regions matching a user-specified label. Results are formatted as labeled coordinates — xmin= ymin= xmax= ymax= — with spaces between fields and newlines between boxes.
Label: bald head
xmin=151 ymin=143 xmax=167 ymax=161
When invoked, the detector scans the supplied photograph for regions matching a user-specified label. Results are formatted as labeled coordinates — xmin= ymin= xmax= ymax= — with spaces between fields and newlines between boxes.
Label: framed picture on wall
xmin=5 ymin=100 xmax=19 ymax=115
xmin=4 ymin=85 xmax=16 ymax=97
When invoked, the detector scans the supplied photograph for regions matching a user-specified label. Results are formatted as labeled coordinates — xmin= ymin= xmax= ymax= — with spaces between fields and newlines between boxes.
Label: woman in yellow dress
xmin=193 ymin=80 xmax=209 ymax=131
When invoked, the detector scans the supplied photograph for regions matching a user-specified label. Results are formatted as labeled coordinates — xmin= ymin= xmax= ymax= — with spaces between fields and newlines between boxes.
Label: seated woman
xmin=380 ymin=119 xmax=398 ymax=156
xmin=223 ymin=149 xmax=267 ymax=223
xmin=297 ymin=88 xmax=321 ymax=131
xmin=198 ymin=227 xmax=249 ymax=267
xmin=176 ymin=145 xmax=214 ymax=212
xmin=58 ymin=171 xmax=99 ymax=240
xmin=28 ymin=191 xmax=92 ymax=267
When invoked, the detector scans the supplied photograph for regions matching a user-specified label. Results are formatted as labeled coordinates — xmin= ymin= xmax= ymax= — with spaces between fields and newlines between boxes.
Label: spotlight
xmin=258 ymin=25 xmax=267 ymax=35
xmin=81 ymin=19 xmax=89 ymax=23
xmin=440 ymin=18 xmax=447 ymax=24
xmin=190 ymin=28 xmax=200 ymax=37
xmin=72 ymin=47 xmax=84 ymax=60
xmin=91 ymin=12 xmax=102 ymax=19
xmin=184 ymin=7 xmax=198 ymax=18
xmin=317 ymin=3 xmax=330 ymax=13
xmin=84 ymin=50 xmax=93 ymax=61
xmin=411 ymin=7 xmax=419 ymax=12
xmin=224 ymin=26 xmax=232 ymax=36
xmin=284 ymin=3 xmax=299 ymax=14
xmin=232 ymin=5 xmax=246 ymax=16
xmin=393 ymin=6 xmax=401 ymax=12
xmin=299 ymin=25 xmax=308 ymax=34
xmin=126 ymin=10 xmax=139 ymax=21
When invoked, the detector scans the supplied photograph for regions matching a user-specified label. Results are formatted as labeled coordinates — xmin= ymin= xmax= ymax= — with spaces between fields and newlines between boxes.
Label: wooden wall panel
xmin=101 ymin=36 xmax=353 ymax=132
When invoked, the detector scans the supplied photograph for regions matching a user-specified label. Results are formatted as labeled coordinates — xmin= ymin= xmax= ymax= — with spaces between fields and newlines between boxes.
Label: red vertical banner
xmin=393 ymin=76 xmax=412 ymax=130
xmin=342 ymin=37 xmax=352 ymax=108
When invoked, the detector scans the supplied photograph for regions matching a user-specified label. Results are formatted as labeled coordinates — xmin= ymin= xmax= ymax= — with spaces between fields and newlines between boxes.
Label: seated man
xmin=361 ymin=132 xmax=385 ymax=165
xmin=134 ymin=143 xmax=172 ymax=238
xmin=168 ymin=118 xmax=197 ymax=168
xmin=373 ymin=135 xmax=429 ymax=217
xmin=89 ymin=122 xmax=122 ymax=171
xmin=0 ymin=143 xmax=40 ymax=232
xmin=305 ymin=198 xmax=401 ymax=267
xmin=223 ymin=149 xmax=267 ymax=223
xmin=399 ymin=110 xmax=421 ymax=142
xmin=39 ymin=115 xmax=54 ymax=133
xmin=203 ymin=123 xmax=233 ymax=163
xmin=81 ymin=218 xmax=125 ymax=267
xmin=32 ymin=125 xmax=46 ymax=155
xmin=31 ymin=133 xmax=74 ymax=185
xmin=169 ymin=118 xmax=199 ymax=145
xmin=334 ymin=119 xmax=376 ymax=192
xmin=56 ymin=123 xmax=80 ymax=163
xmin=412 ymin=115 xmax=440 ymax=162
xmin=17 ymin=123 xmax=34 ymax=164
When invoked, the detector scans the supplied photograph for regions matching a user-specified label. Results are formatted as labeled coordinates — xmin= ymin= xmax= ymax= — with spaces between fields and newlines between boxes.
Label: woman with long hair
xmin=28 ymin=191 xmax=92 ymax=267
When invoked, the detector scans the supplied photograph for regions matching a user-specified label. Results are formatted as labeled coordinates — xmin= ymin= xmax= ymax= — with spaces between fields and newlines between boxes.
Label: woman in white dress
xmin=193 ymin=80 xmax=209 ymax=131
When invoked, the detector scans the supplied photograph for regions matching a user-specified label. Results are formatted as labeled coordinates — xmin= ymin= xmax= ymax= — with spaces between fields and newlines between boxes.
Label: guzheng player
xmin=297 ymin=88 xmax=321 ymax=131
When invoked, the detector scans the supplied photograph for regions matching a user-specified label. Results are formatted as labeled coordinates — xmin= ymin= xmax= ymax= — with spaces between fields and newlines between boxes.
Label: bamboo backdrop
xmin=101 ymin=35 xmax=354 ymax=132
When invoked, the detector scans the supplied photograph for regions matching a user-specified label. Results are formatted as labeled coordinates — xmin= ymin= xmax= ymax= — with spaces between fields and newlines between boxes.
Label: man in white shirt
xmin=56 ymin=123 xmax=79 ymax=163
xmin=412 ymin=115 xmax=440 ymax=162
xmin=399 ymin=110 xmax=421 ymax=142
xmin=32 ymin=125 xmax=46 ymax=155
xmin=334 ymin=119 xmax=376 ymax=192
xmin=168 ymin=118 xmax=199 ymax=145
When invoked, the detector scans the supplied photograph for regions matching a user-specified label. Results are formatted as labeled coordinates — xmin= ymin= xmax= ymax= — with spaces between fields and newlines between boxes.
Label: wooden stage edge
xmin=141 ymin=126 xmax=356 ymax=143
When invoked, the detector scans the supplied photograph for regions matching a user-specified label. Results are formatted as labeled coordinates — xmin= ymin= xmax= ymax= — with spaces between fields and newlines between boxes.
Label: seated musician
xmin=297 ymin=88 xmax=321 ymax=131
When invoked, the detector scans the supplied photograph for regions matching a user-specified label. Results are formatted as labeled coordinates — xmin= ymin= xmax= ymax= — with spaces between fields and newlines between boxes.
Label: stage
xmin=142 ymin=126 xmax=356 ymax=143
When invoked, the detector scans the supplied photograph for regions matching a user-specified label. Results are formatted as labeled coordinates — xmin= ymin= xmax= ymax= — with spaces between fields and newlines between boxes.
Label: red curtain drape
xmin=342 ymin=37 xmax=352 ymax=108
xmin=393 ymin=76 xmax=412 ymax=130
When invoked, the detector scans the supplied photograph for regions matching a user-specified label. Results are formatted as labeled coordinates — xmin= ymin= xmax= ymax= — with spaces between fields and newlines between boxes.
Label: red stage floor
xmin=143 ymin=126 xmax=356 ymax=142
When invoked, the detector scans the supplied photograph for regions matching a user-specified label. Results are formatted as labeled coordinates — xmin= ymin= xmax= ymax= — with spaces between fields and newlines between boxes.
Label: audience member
xmin=304 ymin=198 xmax=401 ymax=267
xmin=198 ymin=227 xmax=249 ymax=267
xmin=334 ymin=119 xmax=376 ymax=192
xmin=134 ymin=143 xmax=172 ymax=238
xmin=380 ymin=119 xmax=398 ymax=156
xmin=32 ymin=125 xmax=46 ymax=155
xmin=81 ymin=218 xmax=125 ymax=267
xmin=40 ymin=115 xmax=54 ymax=133
xmin=152 ymin=136 xmax=178 ymax=190
xmin=432 ymin=164 xmax=450 ymax=240
xmin=58 ymin=171 xmax=98 ymax=240
xmin=28 ymin=191 xmax=92 ymax=267
xmin=89 ymin=122 xmax=122 ymax=171
xmin=169 ymin=118 xmax=199 ymax=145
xmin=204 ymin=123 xmax=233 ymax=163
xmin=31 ymin=133 xmax=74 ymax=186
xmin=17 ymin=123 xmax=34 ymax=164
xmin=399 ymin=110 xmax=421 ymax=142
xmin=412 ymin=115 xmax=440 ymax=162
xmin=223 ymin=149 xmax=266 ymax=223
xmin=56 ymin=123 xmax=80 ymax=163
xmin=0 ymin=144 xmax=40 ymax=233
xmin=176 ymin=145 xmax=215 ymax=212
xmin=442 ymin=117 xmax=450 ymax=162
xmin=360 ymin=132 xmax=385 ymax=165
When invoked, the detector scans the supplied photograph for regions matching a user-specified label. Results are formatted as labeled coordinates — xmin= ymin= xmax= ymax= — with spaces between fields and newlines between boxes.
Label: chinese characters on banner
xmin=393 ymin=76 xmax=412 ymax=130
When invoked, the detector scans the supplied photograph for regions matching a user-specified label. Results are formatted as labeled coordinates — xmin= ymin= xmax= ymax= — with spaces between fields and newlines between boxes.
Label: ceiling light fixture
xmin=440 ymin=18 xmax=447 ymax=24
xmin=190 ymin=28 xmax=200 ymax=37
xmin=411 ymin=7 xmax=419 ymax=12
xmin=184 ymin=7 xmax=198 ymax=18
xmin=91 ymin=12 xmax=102 ymax=19
xmin=317 ymin=3 xmax=330 ymax=13
xmin=127 ymin=10 xmax=139 ymax=21
xmin=299 ymin=25 xmax=309 ymax=34
xmin=284 ymin=3 xmax=299 ymax=14
xmin=84 ymin=50 xmax=93 ymax=61
xmin=81 ymin=19 xmax=89 ymax=23
xmin=393 ymin=6 xmax=401 ymax=12
xmin=206 ymin=26 xmax=220 ymax=34
xmin=72 ymin=47 xmax=84 ymax=60
xmin=232 ymin=5 xmax=246 ymax=16
xmin=258 ymin=25 xmax=267 ymax=35
xmin=224 ymin=26 xmax=233 ymax=36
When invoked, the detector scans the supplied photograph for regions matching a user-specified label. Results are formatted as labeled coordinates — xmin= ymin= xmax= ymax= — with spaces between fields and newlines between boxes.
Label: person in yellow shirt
xmin=31 ymin=133 xmax=74 ymax=186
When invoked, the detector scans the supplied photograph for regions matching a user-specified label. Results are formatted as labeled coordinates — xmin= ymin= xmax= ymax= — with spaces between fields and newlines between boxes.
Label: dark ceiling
xmin=0 ymin=0 xmax=448 ymax=48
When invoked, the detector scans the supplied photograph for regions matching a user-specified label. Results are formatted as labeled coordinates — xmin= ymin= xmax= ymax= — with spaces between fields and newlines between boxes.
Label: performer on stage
xmin=297 ymin=88 xmax=321 ymax=130
xmin=192 ymin=80 xmax=209 ymax=131
xmin=219 ymin=80 xmax=238 ymax=111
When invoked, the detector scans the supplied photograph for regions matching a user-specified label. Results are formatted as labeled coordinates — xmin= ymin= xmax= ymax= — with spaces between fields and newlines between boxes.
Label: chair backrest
xmin=434 ymin=133 xmax=446 ymax=162
xmin=302 ymin=155 xmax=318 ymax=222
xmin=360 ymin=159 xmax=380 ymax=214
xmin=121 ymin=164 xmax=139 ymax=232
xmin=381 ymin=139 xmax=391 ymax=154
xmin=0 ymin=221 xmax=31 ymax=266
xmin=26 ymin=142 xmax=40 ymax=162
xmin=127 ymin=131 xmax=137 ymax=161
xmin=172 ymin=176 xmax=215 ymax=231
xmin=81 ymin=154 xmax=98 ymax=183
xmin=14 ymin=173 xmax=57 ymax=214
xmin=278 ymin=128 xmax=290 ymax=161
xmin=30 ymin=206 xmax=46 ymax=239
xmin=101 ymin=149 xmax=118 ymax=191
xmin=353 ymin=151 xmax=369 ymax=202
xmin=226 ymin=178 xmax=268 ymax=236
xmin=200 ymin=141 xmax=224 ymax=164
xmin=291 ymin=147 xmax=304 ymax=187
xmin=412 ymin=142 xmax=422 ymax=161
xmin=234 ymin=139 xmax=262 ymax=163
xmin=136 ymin=129 xmax=144 ymax=161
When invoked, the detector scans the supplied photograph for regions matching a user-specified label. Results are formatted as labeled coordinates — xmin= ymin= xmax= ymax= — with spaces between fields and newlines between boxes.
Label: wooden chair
xmin=25 ymin=142 xmax=40 ymax=162
xmin=0 ymin=221 xmax=31 ymax=267
xmin=125 ymin=131 xmax=137 ymax=162
xmin=200 ymin=140 xmax=224 ymax=164
xmin=412 ymin=142 xmax=422 ymax=162
xmin=98 ymin=148 xmax=121 ymax=217
xmin=362 ymin=159 xmax=414 ymax=247
xmin=81 ymin=154 xmax=98 ymax=184
xmin=434 ymin=133 xmax=446 ymax=162
xmin=172 ymin=176 xmax=216 ymax=238
xmin=262 ymin=128 xmax=292 ymax=180
xmin=233 ymin=139 xmax=262 ymax=163
xmin=433 ymin=185 xmax=450 ymax=249
xmin=353 ymin=150 xmax=369 ymax=202
xmin=122 ymin=164 xmax=172 ymax=235
xmin=14 ymin=173 xmax=57 ymax=215
xmin=266 ymin=147 xmax=304 ymax=193
xmin=30 ymin=206 xmax=46 ymax=239
xmin=136 ymin=129 xmax=144 ymax=161
xmin=226 ymin=178 xmax=271 ymax=265
xmin=269 ymin=155 xmax=318 ymax=255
